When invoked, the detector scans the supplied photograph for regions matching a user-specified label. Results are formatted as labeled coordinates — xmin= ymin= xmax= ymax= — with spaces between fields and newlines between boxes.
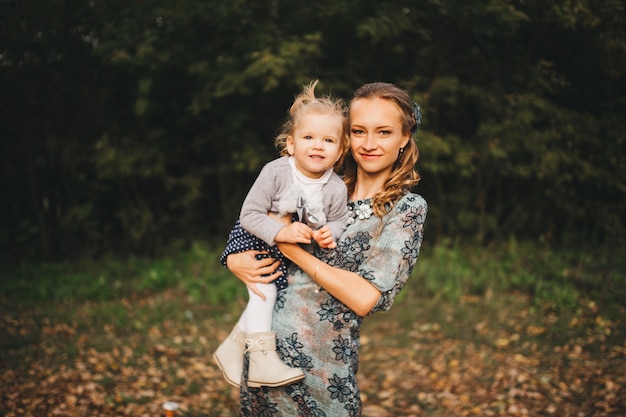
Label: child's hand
xmin=275 ymin=222 xmax=313 ymax=244
xmin=312 ymin=226 xmax=336 ymax=249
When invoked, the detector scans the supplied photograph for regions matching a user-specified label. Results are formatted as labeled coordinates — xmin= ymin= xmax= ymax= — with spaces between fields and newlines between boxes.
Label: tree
xmin=1 ymin=0 xmax=624 ymax=262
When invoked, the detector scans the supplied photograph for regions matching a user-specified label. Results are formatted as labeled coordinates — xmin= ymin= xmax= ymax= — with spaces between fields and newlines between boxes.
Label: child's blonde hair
xmin=274 ymin=80 xmax=349 ymax=167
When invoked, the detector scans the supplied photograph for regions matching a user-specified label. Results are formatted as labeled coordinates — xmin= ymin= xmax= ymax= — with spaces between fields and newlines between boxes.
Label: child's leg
xmin=213 ymin=322 xmax=247 ymax=388
xmin=244 ymin=282 xmax=277 ymax=334
xmin=214 ymin=278 xmax=276 ymax=388
xmin=243 ymin=283 xmax=304 ymax=387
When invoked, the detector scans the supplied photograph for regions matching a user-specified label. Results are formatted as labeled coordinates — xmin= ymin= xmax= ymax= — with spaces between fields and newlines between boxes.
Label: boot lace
xmin=245 ymin=335 xmax=269 ymax=354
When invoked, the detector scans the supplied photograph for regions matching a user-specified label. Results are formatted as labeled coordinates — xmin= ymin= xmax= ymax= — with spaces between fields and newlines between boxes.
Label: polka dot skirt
xmin=220 ymin=220 xmax=290 ymax=290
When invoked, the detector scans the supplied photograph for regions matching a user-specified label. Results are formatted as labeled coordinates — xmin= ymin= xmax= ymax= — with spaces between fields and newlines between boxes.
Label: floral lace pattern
xmin=239 ymin=193 xmax=427 ymax=416
xmin=346 ymin=199 xmax=374 ymax=224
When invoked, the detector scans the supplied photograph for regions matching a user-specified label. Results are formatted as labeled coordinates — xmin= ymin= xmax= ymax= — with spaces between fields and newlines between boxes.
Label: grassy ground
xmin=1 ymin=241 xmax=624 ymax=416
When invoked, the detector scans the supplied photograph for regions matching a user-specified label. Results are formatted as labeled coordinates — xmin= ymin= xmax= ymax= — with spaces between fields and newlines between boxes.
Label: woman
xmin=224 ymin=82 xmax=427 ymax=416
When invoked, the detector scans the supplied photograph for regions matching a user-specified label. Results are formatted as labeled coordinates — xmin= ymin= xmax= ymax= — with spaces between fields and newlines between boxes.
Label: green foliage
xmin=0 ymin=263 xmax=122 ymax=303
xmin=0 ymin=241 xmax=245 ymax=307
xmin=1 ymin=0 xmax=624 ymax=261
xmin=3 ymin=240 xmax=622 ymax=324
xmin=411 ymin=238 xmax=624 ymax=310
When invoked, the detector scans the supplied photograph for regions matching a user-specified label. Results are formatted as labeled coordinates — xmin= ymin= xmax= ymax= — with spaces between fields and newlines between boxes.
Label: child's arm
xmin=239 ymin=162 xmax=290 ymax=246
xmin=274 ymin=211 xmax=332 ymax=248
xmin=275 ymin=221 xmax=313 ymax=244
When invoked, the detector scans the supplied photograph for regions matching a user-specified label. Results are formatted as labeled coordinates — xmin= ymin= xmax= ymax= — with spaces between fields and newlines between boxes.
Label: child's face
xmin=286 ymin=112 xmax=343 ymax=179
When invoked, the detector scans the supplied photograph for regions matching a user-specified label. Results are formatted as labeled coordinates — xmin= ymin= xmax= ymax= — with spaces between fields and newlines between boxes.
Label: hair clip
xmin=412 ymin=102 xmax=422 ymax=134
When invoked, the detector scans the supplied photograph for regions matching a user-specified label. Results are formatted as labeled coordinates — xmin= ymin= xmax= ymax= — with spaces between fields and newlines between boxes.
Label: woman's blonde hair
xmin=274 ymin=80 xmax=349 ymax=167
xmin=342 ymin=82 xmax=421 ymax=216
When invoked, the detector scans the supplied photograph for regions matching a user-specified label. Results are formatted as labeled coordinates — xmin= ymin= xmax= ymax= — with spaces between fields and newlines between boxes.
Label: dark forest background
xmin=1 ymin=0 xmax=625 ymax=263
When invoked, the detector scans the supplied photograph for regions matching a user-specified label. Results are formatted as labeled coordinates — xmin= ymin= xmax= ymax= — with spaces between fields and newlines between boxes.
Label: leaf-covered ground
xmin=1 ymin=290 xmax=624 ymax=416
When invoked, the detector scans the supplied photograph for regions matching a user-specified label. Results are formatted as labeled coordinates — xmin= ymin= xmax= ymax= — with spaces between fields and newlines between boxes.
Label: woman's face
xmin=349 ymin=97 xmax=410 ymax=177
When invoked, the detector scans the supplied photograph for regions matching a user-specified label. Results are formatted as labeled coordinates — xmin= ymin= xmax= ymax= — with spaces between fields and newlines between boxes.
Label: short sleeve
xmin=359 ymin=194 xmax=427 ymax=314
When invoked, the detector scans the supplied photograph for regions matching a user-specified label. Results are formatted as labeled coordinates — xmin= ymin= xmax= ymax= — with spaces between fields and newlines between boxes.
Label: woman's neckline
xmin=347 ymin=198 xmax=374 ymax=223
xmin=349 ymin=197 xmax=373 ymax=204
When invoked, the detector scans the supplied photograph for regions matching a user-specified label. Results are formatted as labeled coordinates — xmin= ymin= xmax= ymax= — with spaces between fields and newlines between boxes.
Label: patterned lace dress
xmin=237 ymin=192 xmax=427 ymax=416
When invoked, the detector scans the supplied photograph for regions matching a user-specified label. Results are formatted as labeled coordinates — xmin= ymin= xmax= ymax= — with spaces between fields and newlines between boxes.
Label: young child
xmin=213 ymin=80 xmax=349 ymax=388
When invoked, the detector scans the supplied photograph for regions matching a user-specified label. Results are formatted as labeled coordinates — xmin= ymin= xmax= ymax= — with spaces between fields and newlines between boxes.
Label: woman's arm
xmin=276 ymin=242 xmax=381 ymax=317
xmin=225 ymin=251 xmax=282 ymax=300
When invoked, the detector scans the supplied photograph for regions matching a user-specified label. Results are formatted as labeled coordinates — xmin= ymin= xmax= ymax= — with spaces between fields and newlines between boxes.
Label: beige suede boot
xmin=246 ymin=331 xmax=305 ymax=388
xmin=213 ymin=325 xmax=246 ymax=387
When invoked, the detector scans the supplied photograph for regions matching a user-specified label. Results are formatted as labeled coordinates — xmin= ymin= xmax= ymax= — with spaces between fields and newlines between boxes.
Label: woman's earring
xmin=396 ymin=147 xmax=405 ymax=165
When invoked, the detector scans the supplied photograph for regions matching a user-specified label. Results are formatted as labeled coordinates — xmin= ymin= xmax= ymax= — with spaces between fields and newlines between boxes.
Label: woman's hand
xmin=225 ymin=250 xmax=282 ymax=300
